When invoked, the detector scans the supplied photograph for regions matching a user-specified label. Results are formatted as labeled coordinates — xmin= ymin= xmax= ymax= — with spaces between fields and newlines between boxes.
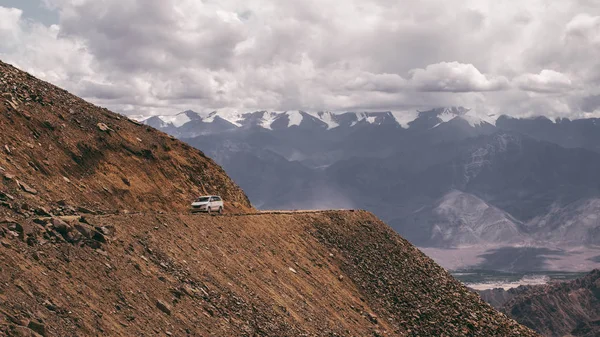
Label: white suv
xmin=191 ymin=195 xmax=224 ymax=214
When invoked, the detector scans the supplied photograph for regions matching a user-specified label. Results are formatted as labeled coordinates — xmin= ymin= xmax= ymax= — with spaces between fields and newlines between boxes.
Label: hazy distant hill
xmin=479 ymin=270 xmax=600 ymax=337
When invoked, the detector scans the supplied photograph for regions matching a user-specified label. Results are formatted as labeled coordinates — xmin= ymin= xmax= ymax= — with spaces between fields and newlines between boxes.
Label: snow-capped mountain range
xmin=142 ymin=105 xmax=600 ymax=252
xmin=141 ymin=107 xmax=495 ymax=137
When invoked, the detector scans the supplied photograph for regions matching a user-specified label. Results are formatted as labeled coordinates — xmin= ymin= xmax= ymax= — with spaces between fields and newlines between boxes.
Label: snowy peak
xmin=181 ymin=110 xmax=203 ymax=121
xmin=142 ymin=107 xmax=498 ymax=135
xmin=340 ymin=111 xmax=400 ymax=128
xmin=410 ymin=107 xmax=496 ymax=129
xmin=313 ymin=112 xmax=340 ymax=129
xmin=242 ymin=111 xmax=277 ymax=129
xmin=418 ymin=107 xmax=470 ymax=120
xmin=269 ymin=111 xmax=329 ymax=130
xmin=148 ymin=110 xmax=197 ymax=128
xmin=457 ymin=114 xmax=494 ymax=127
xmin=311 ymin=111 xmax=402 ymax=129
xmin=283 ymin=111 xmax=304 ymax=127
xmin=143 ymin=110 xmax=405 ymax=131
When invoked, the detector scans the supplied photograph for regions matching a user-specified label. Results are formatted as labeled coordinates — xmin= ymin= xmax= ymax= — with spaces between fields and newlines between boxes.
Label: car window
xmin=196 ymin=197 xmax=210 ymax=202
xmin=214 ymin=197 xmax=221 ymax=201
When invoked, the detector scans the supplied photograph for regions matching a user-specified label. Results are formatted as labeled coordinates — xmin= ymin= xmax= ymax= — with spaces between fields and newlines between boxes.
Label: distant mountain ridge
xmin=143 ymin=106 xmax=600 ymax=250
xmin=142 ymin=107 xmax=495 ymax=137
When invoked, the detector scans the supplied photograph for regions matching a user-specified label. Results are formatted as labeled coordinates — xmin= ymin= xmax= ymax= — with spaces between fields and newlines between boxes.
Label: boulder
xmin=27 ymin=320 xmax=46 ymax=336
xmin=156 ymin=299 xmax=172 ymax=315
xmin=66 ymin=230 xmax=83 ymax=243
xmin=77 ymin=206 xmax=96 ymax=215
xmin=17 ymin=180 xmax=38 ymax=195
xmin=0 ymin=191 xmax=15 ymax=201
xmin=97 ymin=123 xmax=111 ymax=132
xmin=34 ymin=208 xmax=52 ymax=217
xmin=92 ymin=230 xmax=107 ymax=243
xmin=1 ymin=239 xmax=11 ymax=248
xmin=51 ymin=218 xmax=72 ymax=235
xmin=74 ymin=223 xmax=93 ymax=239
xmin=7 ymin=222 xmax=23 ymax=233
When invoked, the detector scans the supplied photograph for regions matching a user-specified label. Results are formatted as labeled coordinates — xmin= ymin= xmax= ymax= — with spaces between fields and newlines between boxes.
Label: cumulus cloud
xmin=409 ymin=62 xmax=509 ymax=92
xmin=565 ymin=14 xmax=600 ymax=42
xmin=0 ymin=6 xmax=94 ymax=87
xmin=0 ymin=7 xmax=21 ymax=39
xmin=1 ymin=0 xmax=600 ymax=118
xmin=514 ymin=70 xmax=574 ymax=93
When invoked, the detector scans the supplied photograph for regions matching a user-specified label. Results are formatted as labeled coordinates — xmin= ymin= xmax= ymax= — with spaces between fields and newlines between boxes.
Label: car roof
xmin=197 ymin=195 xmax=221 ymax=198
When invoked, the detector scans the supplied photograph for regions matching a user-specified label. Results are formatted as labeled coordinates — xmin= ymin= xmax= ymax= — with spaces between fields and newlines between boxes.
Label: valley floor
xmin=422 ymin=246 xmax=600 ymax=274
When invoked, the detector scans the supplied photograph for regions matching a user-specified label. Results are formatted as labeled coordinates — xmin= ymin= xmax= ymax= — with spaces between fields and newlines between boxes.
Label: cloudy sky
xmin=1 ymin=0 xmax=599 ymax=119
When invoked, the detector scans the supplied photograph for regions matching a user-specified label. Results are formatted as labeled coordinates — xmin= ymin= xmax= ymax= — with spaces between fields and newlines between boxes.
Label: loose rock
xmin=97 ymin=123 xmax=111 ymax=132
xmin=74 ymin=223 xmax=93 ymax=239
xmin=17 ymin=180 xmax=38 ymax=195
xmin=34 ymin=208 xmax=52 ymax=217
xmin=77 ymin=206 xmax=96 ymax=215
xmin=156 ymin=299 xmax=172 ymax=315
xmin=0 ymin=191 xmax=14 ymax=200
xmin=3 ymin=173 xmax=15 ymax=181
xmin=51 ymin=218 xmax=72 ymax=235
xmin=28 ymin=320 xmax=46 ymax=336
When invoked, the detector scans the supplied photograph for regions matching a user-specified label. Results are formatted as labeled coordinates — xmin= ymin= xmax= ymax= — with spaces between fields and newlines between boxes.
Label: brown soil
xmin=0 ymin=60 xmax=251 ymax=216
xmin=1 ymin=211 xmax=537 ymax=336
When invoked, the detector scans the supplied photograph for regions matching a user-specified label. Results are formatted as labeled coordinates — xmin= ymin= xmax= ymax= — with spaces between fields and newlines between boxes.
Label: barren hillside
xmin=0 ymin=61 xmax=537 ymax=336
xmin=0 ymin=60 xmax=251 ymax=215
xmin=497 ymin=270 xmax=600 ymax=337
xmin=1 ymin=211 xmax=537 ymax=336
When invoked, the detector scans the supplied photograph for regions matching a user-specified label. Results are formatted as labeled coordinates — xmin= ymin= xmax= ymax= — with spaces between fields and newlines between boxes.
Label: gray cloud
xmin=581 ymin=95 xmax=600 ymax=113
xmin=77 ymin=79 xmax=134 ymax=100
xmin=515 ymin=70 xmax=574 ymax=93
xmin=409 ymin=62 xmax=510 ymax=92
xmin=0 ymin=0 xmax=599 ymax=119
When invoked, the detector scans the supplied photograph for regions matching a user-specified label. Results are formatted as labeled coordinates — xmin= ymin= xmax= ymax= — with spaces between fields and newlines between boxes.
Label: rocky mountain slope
xmin=0 ymin=60 xmax=538 ymax=336
xmin=1 ymin=211 xmax=538 ymax=336
xmin=478 ymin=270 xmax=600 ymax=337
xmin=0 ymin=60 xmax=251 ymax=215
xmin=478 ymin=286 xmax=533 ymax=309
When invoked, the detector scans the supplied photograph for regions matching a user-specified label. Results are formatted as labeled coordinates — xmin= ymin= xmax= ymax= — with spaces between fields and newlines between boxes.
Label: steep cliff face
xmin=0 ymin=60 xmax=251 ymax=214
